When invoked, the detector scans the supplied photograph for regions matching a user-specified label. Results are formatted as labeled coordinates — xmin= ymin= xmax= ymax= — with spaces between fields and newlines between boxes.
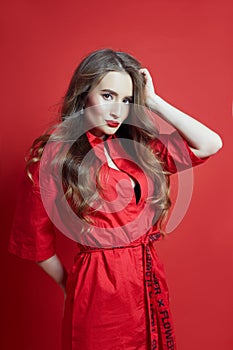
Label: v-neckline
xmin=103 ymin=144 xmax=142 ymax=205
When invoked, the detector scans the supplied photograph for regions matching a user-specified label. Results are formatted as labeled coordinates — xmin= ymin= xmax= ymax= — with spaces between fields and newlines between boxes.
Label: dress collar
xmin=86 ymin=131 xmax=116 ymax=148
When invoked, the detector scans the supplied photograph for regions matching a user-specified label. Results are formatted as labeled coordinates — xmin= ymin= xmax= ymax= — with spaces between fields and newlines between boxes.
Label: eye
xmin=122 ymin=98 xmax=132 ymax=104
xmin=102 ymin=93 xmax=113 ymax=101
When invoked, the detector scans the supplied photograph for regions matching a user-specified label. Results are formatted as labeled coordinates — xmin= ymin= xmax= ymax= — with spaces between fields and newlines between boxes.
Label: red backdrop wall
xmin=1 ymin=1 xmax=232 ymax=349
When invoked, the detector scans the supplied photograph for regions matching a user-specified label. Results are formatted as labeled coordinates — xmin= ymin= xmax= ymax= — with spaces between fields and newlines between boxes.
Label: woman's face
xmin=84 ymin=71 xmax=133 ymax=137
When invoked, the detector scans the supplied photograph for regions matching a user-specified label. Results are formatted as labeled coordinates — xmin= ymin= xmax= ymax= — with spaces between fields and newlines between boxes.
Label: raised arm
xmin=140 ymin=68 xmax=222 ymax=158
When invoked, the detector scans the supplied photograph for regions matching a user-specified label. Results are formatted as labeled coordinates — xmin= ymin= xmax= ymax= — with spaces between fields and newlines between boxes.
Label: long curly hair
xmin=27 ymin=48 xmax=171 ymax=234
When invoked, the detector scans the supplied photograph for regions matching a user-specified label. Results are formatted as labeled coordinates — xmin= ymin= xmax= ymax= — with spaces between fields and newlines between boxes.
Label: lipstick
xmin=106 ymin=120 xmax=120 ymax=128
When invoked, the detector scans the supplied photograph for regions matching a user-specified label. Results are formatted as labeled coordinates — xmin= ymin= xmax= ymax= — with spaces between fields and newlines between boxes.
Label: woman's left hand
xmin=139 ymin=68 xmax=157 ymax=107
xmin=139 ymin=68 xmax=222 ymax=157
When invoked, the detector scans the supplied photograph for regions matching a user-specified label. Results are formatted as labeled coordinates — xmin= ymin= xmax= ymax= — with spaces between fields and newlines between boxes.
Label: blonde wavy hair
xmin=27 ymin=48 xmax=171 ymax=234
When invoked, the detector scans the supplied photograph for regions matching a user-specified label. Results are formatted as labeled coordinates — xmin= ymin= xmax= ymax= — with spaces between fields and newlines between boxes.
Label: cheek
xmin=92 ymin=104 xmax=109 ymax=117
xmin=122 ymin=105 xmax=131 ymax=119
xmin=86 ymin=94 xmax=108 ymax=114
xmin=86 ymin=94 xmax=100 ymax=108
xmin=85 ymin=98 xmax=108 ymax=124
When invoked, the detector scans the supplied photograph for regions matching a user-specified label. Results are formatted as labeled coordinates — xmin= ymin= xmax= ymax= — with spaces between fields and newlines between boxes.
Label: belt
xmin=143 ymin=233 xmax=176 ymax=350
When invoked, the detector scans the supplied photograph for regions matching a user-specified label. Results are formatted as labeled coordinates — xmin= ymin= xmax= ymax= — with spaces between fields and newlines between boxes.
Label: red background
xmin=1 ymin=1 xmax=233 ymax=349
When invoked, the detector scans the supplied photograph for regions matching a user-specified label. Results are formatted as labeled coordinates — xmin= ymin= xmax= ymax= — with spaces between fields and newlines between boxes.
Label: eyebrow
xmin=101 ymin=89 xmax=133 ymax=100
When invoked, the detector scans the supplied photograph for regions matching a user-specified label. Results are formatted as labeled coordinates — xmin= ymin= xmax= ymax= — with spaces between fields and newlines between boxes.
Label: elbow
xmin=217 ymin=135 xmax=223 ymax=151
xmin=203 ymin=134 xmax=223 ymax=156
xmin=210 ymin=134 xmax=223 ymax=154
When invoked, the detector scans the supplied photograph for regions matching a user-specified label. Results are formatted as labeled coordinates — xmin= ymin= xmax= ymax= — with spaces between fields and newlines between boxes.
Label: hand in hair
xmin=139 ymin=69 xmax=222 ymax=157
xmin=139 ymin=68 xmax=157 ymax=108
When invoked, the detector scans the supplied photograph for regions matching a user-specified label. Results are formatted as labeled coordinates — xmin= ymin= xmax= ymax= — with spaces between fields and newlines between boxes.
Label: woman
xmin=9 ymin=48 xmax=222 ymax=350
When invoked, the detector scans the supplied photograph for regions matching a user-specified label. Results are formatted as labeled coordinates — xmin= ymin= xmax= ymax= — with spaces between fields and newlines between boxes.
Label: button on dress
xmin=8 ymin=130 xmax=208 ymax=350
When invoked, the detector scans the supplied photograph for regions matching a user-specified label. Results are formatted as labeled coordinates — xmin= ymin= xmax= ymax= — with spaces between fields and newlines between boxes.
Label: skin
xmin=140 ymin=68 xmax=222 ymax=157
xmin=37 ymin=68 xmax=223 ymax=297
xmin=84 ymin=71 xmax=133 ymax=137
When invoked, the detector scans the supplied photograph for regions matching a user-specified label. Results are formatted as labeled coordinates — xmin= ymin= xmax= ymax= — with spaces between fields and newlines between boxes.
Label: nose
xmin=109 ymin=102 xmax=127 ymax=119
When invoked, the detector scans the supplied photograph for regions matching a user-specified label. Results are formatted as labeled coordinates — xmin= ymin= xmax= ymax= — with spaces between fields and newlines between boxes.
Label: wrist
xmin=146 ymin=94 xmax=162 ymax=112
xmin=59 ymin=269 xmax=68 ymax=291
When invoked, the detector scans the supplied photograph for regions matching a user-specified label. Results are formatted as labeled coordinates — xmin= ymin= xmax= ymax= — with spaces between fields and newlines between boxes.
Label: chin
xmin=105 ymin=127 xmax=121 ymax=136
xmin=95 ymin=125 xmax=121 ymax=137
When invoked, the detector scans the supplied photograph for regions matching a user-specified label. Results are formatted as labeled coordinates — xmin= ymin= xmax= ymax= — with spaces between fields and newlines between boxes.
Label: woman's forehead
xmin=95 ymin=71 xmax=133 ymax=97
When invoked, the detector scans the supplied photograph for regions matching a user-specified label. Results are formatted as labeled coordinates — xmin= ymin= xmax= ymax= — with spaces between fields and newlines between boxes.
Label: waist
xmin=76 ymin=231 xmax=162 ymax=254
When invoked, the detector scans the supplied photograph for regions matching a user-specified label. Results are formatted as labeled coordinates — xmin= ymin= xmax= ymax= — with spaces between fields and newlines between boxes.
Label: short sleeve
xmin=8 ymin=162 xmax=56 ymax=262
xmin=149 ymin=131 xmax=209 ymax=174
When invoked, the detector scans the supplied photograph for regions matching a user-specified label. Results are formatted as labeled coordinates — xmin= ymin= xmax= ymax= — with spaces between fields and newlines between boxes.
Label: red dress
xmin=8 ymin=131 xmax=208 ymax=350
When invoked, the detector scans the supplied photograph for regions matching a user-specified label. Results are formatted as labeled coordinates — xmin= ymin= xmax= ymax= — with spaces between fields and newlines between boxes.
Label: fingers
xmin=139 ymin=68 xmax=156 ymax=100
xmin=139 ymin=68 xmax=149 ymax=75
xmin=139 ymin=68 xmax=154 ymax=86
xmin=139 ymin=68 xmax=151 ymax=76
xmin=139 ymin=68 xmax=153 ymax=84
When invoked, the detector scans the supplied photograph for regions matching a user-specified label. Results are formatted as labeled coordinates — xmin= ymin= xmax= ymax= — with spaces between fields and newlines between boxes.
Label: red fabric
xmin=8 ymin=131 xmax=209 ymax=349
xmin=8 ymin=162 xmax=56 ymax=261
xmin=149 ymin=131 xmax=209 ymax=174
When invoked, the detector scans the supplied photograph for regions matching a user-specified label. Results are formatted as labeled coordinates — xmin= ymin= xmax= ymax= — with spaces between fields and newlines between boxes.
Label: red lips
xmin=106 ymin=120 xmax=120 ymax=128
